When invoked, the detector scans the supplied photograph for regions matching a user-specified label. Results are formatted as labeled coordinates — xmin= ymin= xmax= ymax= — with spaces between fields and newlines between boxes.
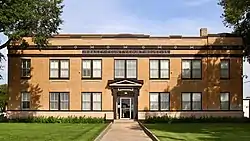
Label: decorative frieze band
xmin=81 ymin=49 xmax=171 ymax=55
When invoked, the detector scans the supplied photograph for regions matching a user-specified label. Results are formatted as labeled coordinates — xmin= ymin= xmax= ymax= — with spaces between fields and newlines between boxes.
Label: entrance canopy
xmin=108 ymin=79 xmax=144 ymax=87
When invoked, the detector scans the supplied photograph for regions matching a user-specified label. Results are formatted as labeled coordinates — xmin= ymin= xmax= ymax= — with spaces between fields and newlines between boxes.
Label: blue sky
xmin=0 ymin=0 xmax=250 ymax=97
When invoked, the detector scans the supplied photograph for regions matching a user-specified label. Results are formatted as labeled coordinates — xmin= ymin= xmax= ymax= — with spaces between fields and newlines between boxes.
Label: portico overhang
xmin=107 ymin=79 xmax=144 ymax=88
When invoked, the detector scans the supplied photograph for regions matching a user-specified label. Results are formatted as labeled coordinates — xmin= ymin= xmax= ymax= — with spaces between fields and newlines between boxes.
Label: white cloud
xmin=61 ymin=0 xmax=231 ymax=35
xmin=182 ymin=0 xmax=213 ymax=6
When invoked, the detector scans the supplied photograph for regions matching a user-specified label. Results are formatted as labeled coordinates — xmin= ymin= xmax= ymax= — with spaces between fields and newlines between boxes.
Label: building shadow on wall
xmin=7 ymin=49 xmax=43 ymax=118
xmin=144 ymin=34 xmax=243 ymax=118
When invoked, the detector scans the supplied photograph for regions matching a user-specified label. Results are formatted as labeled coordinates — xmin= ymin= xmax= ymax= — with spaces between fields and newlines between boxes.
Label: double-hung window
xmin=50 ymin=59 xmax=69 ymax=79
xmin=181 ymin=92 xmax=202 ymax=110
xmin=49 ymin=92 xmax=69 ymax=110
xmin=114 ymin=60 xmax=137 ymax=79
xmin=182 ymin=60 xmax=201 ymax=79
xmin=21 ymin=92 xmax=30 ymax=110
xmin=220 ymin=92 xmax=230 ymax=110
xmin=82 ymin=60 xmax=102 ymax=79
xmin=150 ymin=59 xmax=170 ymax=79
xmin=82 ymin=92 xmax=102 ymax=111
xmin=220 ymin=60 xmax=230 ymax=79
xmin=21 ymin=59 xmax=31 ymax=78
xmin=149 ymin=92 xmax=170 ymax=111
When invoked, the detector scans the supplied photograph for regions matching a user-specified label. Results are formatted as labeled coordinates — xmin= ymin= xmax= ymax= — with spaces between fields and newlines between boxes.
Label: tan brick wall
xmin=7 ymin=35 xmax=243 ymax=118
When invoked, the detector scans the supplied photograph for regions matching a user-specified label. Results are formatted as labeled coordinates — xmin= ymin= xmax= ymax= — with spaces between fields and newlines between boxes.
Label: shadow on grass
xmin=145 ymin=123 xmax=250 ymax=141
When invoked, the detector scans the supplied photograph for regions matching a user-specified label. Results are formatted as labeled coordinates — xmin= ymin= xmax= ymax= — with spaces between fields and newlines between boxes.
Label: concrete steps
xmin=113 ymin=119 xmax=135 ymax=123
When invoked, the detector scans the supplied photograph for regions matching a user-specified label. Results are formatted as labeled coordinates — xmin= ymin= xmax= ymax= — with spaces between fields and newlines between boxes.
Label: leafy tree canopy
xmin=219 ymin=0 xmax=250 ymax=62
xmin=0 ymin=0 xmax=64 ymax=49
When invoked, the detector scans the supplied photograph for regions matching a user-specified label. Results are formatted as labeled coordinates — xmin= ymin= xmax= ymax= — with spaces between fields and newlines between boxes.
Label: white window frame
xmin=21 ymin=92 xmax=30 ymax=110
xmin=149 ymin=92 xmax=170 ymax=111
xmin=114 ymin=60 xmax=137 ymax=79
xmin=220 ymin=92 xmax=230 ymax=110
xmin=49 ymin=59 xmax=69 ymax=79
xmin=49 ymin=92 xmax=69 ymax=110
xmin=181 ymin=92 xmax=202 ymax=110
xmin=182 ymin=60 xmax=201 ymax=79
xmin=21 ymin=59 xmax=31 ymax=77
xmin=82 ymin=60 xmax=102 ymax=79
xmin=220 ymin=59 xmax=230 ymax=79
xmin=82 ymin=92 xmax=102 ymax=111
xmin=150 ymin=59 xmax=170 ymax=79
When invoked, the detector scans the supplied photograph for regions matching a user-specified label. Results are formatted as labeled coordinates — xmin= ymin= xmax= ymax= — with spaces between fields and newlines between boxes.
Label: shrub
xmin=0 ymin=116 xmax=105 ymax=124
xmin=144 ymin=115 xmax=250 ymax=124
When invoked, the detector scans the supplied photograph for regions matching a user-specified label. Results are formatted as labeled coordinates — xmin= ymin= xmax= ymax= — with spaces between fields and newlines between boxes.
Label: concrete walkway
xmin=100 ymin=120 xmax=152 ymax=141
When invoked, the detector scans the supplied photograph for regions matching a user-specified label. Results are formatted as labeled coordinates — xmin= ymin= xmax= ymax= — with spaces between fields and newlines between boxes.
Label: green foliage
xmin=219 ymin=0 xmax=250 ymax=62
xmin=0 ymin=116 xmax=106 ymax=124
xmin=0 ymin=0 xmax=64 ymax=49
xmin=144 ymin=115 xmax=250 ymax=124
xmin=0 ymin=84 xmax=7 ymax=112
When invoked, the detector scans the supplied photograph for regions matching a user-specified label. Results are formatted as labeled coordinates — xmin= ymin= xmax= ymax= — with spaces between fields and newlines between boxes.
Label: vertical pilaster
xmin=112 ymin=88 xmax=117 ymax=119
xmin=134 ymin=88 xmax=139 ymax=120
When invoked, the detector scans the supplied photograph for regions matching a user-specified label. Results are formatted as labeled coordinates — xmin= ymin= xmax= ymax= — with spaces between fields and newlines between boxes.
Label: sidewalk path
xmin=100 ymin=120 xmax=152 ymax=141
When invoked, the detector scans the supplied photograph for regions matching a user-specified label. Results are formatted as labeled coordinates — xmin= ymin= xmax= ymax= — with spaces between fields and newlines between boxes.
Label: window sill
xmin=220 ymin=78 xmax=230 ymax=80
xmin=50 ymin=79 xmax=69 ymax=82
xmin=82 ymin=80 xmax=102 ymax=82
xmin=49 ymin=78 xmax=69 ymax=80
xmin=21 ymin=76 xmax=31 ymax=79
xmin=82 ymin=78 xmax=102 ymax=80
xmin=181 ymin=78 xmax=202 ymax=80
xmin=150 ymin=79 xmax=170 ymax=82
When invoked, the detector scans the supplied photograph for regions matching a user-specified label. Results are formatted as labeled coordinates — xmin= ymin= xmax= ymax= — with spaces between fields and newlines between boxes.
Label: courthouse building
xmin=7 ymin=28 xmax=244 ymax=120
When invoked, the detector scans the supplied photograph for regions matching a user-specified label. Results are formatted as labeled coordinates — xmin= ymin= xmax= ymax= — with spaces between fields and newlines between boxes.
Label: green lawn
xmin=145 ymin=123 xmax=250 ymax=141
xmin=0 ymin=123 xmax=107 ymax=141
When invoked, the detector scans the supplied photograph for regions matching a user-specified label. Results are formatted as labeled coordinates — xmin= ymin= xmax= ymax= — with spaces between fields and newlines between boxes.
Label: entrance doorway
xmin=117 ymin=97 xmax=134 ymax=119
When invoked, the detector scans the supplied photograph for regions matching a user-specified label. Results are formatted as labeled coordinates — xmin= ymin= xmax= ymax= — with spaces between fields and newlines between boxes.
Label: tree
xmin=0 ymin=0 xmax=64 ymax=49
xmin=0 ymin=84 xmax=7 ymax=112
xmin=219 ymin=0 xmax=250 ymax=62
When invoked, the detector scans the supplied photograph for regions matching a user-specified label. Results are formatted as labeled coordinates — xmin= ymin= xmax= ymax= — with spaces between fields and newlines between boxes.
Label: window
xmin=49 ymin=92 xmax=69 ymax=110
xmin=82 ymin=92 xmax=102 ymax=111
xmin=82 ymin=60 xmax=102 ymax=79
xmin=21 ymin=92 xmax=30 ymax=110
xmin=50 ymin=60 xmax=69 ymax=79
xmin=150 ymin=59 xmax=170 ymax=79
xmin=181 ymin=92 xmax=202 ymax=110
xmin=149 ymin=92 xmax=170 ymax=110
xmin=21 ymin=59 xmax=31 ymax=77
xmin=220 ymin=60 xmax=230 ymax=79
xmin=182 ymin=60 xmax=201 ymax=79
xmin=114 ymin=60 xmax=137 ymax=79
xmin=220 ymin=92 xmax=230 ymax=110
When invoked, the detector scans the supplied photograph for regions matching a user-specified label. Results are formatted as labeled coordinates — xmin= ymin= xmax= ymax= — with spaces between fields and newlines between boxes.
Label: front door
xmin=120 ymin=98 xmax=132 ymax=119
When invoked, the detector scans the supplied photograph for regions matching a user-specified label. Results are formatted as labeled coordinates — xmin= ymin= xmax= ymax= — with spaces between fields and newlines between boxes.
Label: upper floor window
xmin=21 ymin=59 xmax=31 ymax=78
xmin=150 ymin=59 xmax=170 ymax=79
xmin=149 ymin=92 xmax=170 ymax=111
xmin=220 ymin=92 xmax=230 ymax=110
xmin=82 ymin=60 xmax=102 ymax=79
xmin=220 ymin=59 xmax=230 ymax=79
xmin=50 ymin=59 xmax=69 ymax=79
xmin=182 ymin=59 xmax=201 ymax=79
xmin=181 ymin=92 xmax=202 ymax=110
xmin=114 ymin=60 xmax=137 ymax=79
xmin=50 ymin=92 xmax=69 ymax=110
xmin=21 ymin=92 xmax=30 ymax=110
xmin=82 ymin=92 xmax=102 ymax=111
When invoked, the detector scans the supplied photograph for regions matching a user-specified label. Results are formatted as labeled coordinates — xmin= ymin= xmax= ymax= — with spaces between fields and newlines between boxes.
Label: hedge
xmin=0 ymin=115 xmax=106 ymax=123
xmin=144 ymin=116 xmax=250 ymax=124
